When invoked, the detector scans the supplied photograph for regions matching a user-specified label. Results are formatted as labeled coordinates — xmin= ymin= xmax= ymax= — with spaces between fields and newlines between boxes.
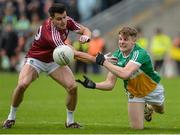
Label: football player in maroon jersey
xmin=3 ymin=3 xmax=95 ymax=129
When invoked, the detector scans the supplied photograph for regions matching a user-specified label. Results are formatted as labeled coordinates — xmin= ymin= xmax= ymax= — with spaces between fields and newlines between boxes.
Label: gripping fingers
xmin=107 ymin=57 xmax=118 ymax=64
xmin=104 ymin=52 xmax=112 ymax=58
xmin=79 ymin=35 xmax=90 ymax=43
xmin=83 ymin=75 xmax=89 ymax=80
xmin=76 ymin=79 xmax=84 ymax=84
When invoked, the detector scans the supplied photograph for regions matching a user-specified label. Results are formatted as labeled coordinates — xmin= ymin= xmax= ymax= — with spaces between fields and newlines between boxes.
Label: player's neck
xmin=122 ymin=45 xmax=135 ymax=57
xmin=123 ymin=51 xmax=130 ymax=57
xmin=51 ymin=21 xmax=62 ymax=31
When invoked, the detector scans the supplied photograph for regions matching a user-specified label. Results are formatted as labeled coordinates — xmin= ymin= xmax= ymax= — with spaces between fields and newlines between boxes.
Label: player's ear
xmin=132 ymin=37 xmax=137 ymax=42
xmin=49 ymin=17 xmax=53 ymax=20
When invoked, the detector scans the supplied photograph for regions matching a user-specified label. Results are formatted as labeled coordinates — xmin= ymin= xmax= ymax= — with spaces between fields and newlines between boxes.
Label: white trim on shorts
xmin=26 ymin=58 xmax=60 ymax=75
xmin=128 ymin=84 xmax=165 ymax=106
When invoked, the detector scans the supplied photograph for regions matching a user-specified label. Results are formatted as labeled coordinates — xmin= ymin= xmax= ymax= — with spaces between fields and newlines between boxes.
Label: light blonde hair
xmin=119 ymin=27 xmax=138 ymax=38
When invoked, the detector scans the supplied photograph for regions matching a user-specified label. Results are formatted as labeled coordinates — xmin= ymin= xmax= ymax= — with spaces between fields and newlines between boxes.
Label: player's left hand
xmin=96 ymin=53 xmax=105 ymax=65
xmin=79 ymin=35 xmax=90 ymax=43
xmin=76 ymin=75 xmax=96 ymax=89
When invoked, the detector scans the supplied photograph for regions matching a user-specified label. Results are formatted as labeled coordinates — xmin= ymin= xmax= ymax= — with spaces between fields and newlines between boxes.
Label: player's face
xmin=51 ymin=11 xmax=67 ymax=30
xmin=118 ymin=34 xmax=136 ymax=55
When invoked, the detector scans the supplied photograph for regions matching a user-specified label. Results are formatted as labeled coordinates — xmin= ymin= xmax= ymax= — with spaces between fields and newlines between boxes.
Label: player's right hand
xmin=79 ymin=35 xmax=90 ymax=43
xmin=76 ymin=75 xmax=96 ymax=89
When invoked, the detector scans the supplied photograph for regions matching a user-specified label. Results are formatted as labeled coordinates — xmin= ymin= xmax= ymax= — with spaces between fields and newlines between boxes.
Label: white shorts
xmin=26 ymin=58 xmax=60 ymax=74
xmin=128 ymin=84 xmax=165 ymax=106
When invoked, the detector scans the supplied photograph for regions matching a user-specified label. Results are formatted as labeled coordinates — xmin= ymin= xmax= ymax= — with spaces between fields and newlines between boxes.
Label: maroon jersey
xmin=26 ymin=16 xmax=81 ymax=62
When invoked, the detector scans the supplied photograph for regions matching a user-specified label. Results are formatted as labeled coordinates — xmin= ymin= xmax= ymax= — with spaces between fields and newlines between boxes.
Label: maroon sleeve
xmin=67 ymin=16 xmax=81 ymax=32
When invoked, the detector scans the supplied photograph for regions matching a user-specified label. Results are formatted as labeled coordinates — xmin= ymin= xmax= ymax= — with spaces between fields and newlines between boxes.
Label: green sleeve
xmin=131 ymin=50 xmax=150 ymax=65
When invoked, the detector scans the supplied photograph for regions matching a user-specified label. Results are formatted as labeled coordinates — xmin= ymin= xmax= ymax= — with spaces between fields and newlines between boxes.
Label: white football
xmin=53 ymin=45 xmax=74 ymax=66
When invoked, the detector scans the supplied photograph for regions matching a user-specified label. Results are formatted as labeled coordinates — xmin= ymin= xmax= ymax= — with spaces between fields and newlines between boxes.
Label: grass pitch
xmin=0 ymin=72 xmax=180 ymax=134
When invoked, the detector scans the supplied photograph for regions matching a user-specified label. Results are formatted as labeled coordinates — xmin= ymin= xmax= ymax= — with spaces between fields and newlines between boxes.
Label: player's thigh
xmin=128 ymin=102 xmax=144 ymax=128
xmin=145 ymin=84 xmax=165 ymax=106
xmin=18 ymin=64 xmax=38 ymax=85
xmin=49 ymin=66 xmax=76 ymax=89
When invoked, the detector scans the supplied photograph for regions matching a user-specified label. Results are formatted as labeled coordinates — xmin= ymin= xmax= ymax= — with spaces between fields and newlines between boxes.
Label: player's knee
xmin=67 ymin=84 xmax=77 ymax=95
xmin=17 ymin=81 xmax=29 ymax=91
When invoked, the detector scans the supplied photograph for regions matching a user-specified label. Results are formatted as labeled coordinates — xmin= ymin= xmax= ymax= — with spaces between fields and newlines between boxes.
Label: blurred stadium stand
xmin=1 ymin=0 xmax=180 ymax=74
xmin=79 ymin=0 xmax=180 ymax=51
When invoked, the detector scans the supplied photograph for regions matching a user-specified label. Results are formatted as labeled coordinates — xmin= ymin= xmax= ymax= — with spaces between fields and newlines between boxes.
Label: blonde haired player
xmin=77 ymin=27 xmax=165 ymax=129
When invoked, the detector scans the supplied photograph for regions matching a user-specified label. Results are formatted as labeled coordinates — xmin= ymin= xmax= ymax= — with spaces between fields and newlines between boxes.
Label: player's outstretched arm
xmin=76 ymin=72 xmax=117 ymax=91
xmin=74 ymin=50 xmax=96 ymax=63
xmin=76 ymin=75 xmax=96 ymax=89
xmin=96 ymin=53 xmax=140 ymax=79
xmin=78 ymin=24 xmax=91 ymax=43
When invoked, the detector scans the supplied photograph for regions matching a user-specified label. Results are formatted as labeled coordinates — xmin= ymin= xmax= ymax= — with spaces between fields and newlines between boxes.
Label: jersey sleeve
xmin=67 ymin=17 xmax=81 ymax=32
xmin=130 ymin=50 xmax=150 ymax=66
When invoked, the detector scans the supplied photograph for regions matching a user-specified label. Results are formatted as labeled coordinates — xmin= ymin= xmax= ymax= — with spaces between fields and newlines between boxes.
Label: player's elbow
xmin=106 ymin=86 xmax=114 ymax=91
xmin=98 ymin=82 xmax=114 ymax=91
xmin=106 ymin=83 xmax=115 ymax=91
xmin=118 ymin=71 xmax=132 ymax=80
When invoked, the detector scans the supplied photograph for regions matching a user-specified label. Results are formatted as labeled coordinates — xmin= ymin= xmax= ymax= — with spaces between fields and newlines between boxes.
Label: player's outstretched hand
xmin=104 ymin=52 xmax=118 ymax=64
xmin=79 ymin=35 xmax=90 ymax=43
xmin=76 ymin=75 xmax=96 ymax=89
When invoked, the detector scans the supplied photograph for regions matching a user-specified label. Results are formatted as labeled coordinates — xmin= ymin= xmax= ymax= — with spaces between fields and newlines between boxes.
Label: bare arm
xmin=74 ymin=50 xmax=96 ymax=63
xmin=76 ymin=72 xmax=117 ymax=91
xmin=77 ymin=24 xmax=91 ymax=38
xmin=96 ymin=72 xmax=117 ymax=91
xmin=103 ymin=60 xmax=140 ymax=80
xmin=77 ymin=24 xmax=91 ymax=43
xmin=66 ymin=44 xmax=95 ymax=63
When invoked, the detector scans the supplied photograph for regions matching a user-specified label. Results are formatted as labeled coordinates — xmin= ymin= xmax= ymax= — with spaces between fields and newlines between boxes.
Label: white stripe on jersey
xmin=132 ymin=50 xmax=139 ymax=61
xmin=51 ymin=24 xmax=58 ymax=46
xmin=55 ymin=28 xmax=63 ymax=45
xmin=51 ymin=23 xmax=64 ymax=47
xmin=67 ymin=16 xmax=81 ymax=31
xmin=51 ymin=24 xmax=57 ymax=46
xmin=129 ymin=60 xmax=141 ymax=66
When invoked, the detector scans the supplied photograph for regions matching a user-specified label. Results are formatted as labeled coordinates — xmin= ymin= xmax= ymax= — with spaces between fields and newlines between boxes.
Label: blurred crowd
xmin=136 ymin=27 xmax=180 ymax=77
xmin=0 ymin=0 xmax=120 ymax=72
xmin=0 ymin=0 xmax=180 ymax=78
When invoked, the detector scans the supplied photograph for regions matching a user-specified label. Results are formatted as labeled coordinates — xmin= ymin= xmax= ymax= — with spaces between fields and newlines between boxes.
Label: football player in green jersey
xmin=76 ymin=27 xmax=165 ymax=129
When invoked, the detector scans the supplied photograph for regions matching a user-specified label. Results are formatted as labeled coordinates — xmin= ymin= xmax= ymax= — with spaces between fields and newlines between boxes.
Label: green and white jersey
xmin=112 ymin=44 xmax=161 ymax=97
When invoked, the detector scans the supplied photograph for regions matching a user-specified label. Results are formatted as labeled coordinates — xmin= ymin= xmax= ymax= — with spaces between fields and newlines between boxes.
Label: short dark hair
xmin=48 ymin=3 xmax=66 ymax=17
xmin=119 ymin=27 xmax=137 ymax=38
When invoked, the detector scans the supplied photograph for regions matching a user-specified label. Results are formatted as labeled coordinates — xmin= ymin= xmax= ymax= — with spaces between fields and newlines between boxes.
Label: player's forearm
xmin=103 ymin=61 xmax=131 ymax=79
xmin=82 ymin=27 xmax=91 ymax=38
xmin=74 ymin=51 xmax=96 ymax=63
xmin=78 ymin=25 xmax=91 ymax=38
xmin=95 ymin=81 xmax=114 ymax=91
